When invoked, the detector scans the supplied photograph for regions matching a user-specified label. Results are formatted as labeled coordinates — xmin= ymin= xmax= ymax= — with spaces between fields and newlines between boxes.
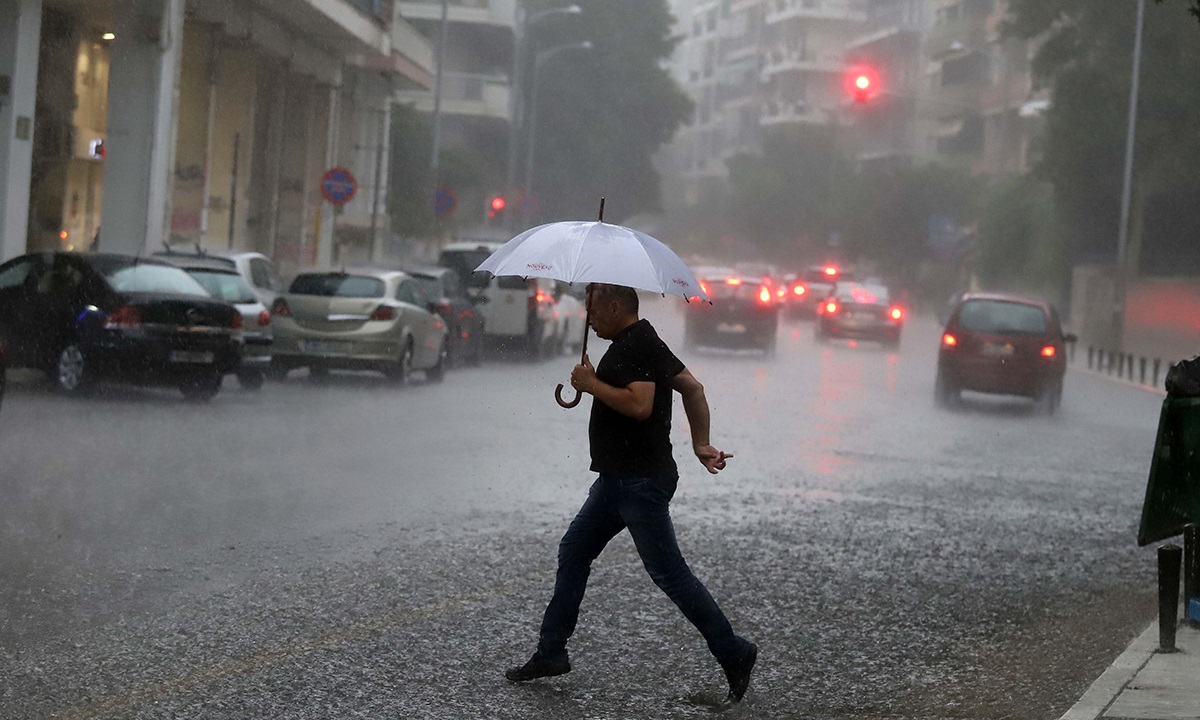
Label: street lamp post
xmin=1115 ymin=0 xmax=1146 ymax=351
xmin=522 ymin=40 xmax=593 ymax=220
xmin=506 ymin=5 xmax=582 ymax=226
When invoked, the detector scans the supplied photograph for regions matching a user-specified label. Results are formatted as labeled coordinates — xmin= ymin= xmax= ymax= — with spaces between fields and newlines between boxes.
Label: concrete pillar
xmin=99 ymin=0 xmax=185 ymax=255
xmin=0 ymin=0 xmax=42 ymax=262
xmin=316 ymin=83 xmax=341 ymax=270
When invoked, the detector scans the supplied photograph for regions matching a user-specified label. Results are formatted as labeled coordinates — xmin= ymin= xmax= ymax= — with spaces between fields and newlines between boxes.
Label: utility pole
xmin=1114 ymin=0 xmax=1146 ymax=351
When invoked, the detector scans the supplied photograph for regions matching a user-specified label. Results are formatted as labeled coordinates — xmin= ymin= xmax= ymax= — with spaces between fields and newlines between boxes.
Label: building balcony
xmin=761 ymin=46 xmax=844 ymax=76
xmin=759 ymin=99 xmax=833 ymax=126
xmin=395 ymin=72 xmax=511 ymax=122
xmin=764 ymin=0 xmax=866 ymax=25
xmin=253 ymin=0 xmax=393 ymax=56
xmin=398 ymin=0 xmax=516 ymax=30
xmin=846 ymin=2 xmax=925 ymax=50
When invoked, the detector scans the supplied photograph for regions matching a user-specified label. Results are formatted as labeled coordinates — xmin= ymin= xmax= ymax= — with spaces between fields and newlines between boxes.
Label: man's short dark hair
xmin=592 ymin=283 xmax=639 ymax=314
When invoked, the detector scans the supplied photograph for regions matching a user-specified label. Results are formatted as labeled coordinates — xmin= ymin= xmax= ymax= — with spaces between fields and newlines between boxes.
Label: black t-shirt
xmin=589 ymin=318 xmax=686 ymax=476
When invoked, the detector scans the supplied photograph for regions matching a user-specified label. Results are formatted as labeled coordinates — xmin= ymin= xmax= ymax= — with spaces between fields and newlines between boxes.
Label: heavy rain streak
xmin=2 ymin=0 xmax=1200 ymax=718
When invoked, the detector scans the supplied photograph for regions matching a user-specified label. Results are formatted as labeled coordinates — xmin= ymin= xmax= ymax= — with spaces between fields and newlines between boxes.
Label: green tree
xmin=522 ymin=0 xmax=692 ymax=224
xmin=1006 ymin=0 xmax=1200 ymax=275
xmin=974 ymin=176 xmax=1061 ymax=292
xmin=388 ymin=105 xmax=486 ymax=238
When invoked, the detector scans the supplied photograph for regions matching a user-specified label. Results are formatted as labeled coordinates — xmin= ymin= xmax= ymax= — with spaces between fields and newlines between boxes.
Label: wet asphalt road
xmin=0 ymin=297 xmax=1166 ymax=719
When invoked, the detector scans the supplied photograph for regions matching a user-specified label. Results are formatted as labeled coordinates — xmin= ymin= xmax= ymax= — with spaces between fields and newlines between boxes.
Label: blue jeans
xmin=537 ymin=473 xmax=747 ymax=665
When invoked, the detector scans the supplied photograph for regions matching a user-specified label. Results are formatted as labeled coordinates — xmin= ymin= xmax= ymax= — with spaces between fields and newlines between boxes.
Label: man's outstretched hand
xmin=694 ymin=444 xmax=733 ymax=474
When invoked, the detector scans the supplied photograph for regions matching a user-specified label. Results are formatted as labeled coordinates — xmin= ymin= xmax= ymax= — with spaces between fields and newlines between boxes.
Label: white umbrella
xmin=475 ymin=198 xmax=708 ymax=407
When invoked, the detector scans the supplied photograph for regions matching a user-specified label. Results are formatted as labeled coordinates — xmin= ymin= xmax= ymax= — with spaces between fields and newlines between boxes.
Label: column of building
xmin=0 ymin=0 xmax=43 ymax=262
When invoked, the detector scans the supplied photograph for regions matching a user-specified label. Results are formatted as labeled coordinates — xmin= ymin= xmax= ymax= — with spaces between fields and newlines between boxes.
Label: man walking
xmin=505 ymin=283 xmax=758 ymax=703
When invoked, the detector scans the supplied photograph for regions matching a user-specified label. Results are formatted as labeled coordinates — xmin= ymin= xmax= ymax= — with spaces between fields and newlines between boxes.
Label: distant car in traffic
xmin=404 ymin=265 xmax=485 ymax=368
xmin=0 ymin=252 xmax=241 ymax=400
xmin=160 ymin=256 xmax=273 ymax=390
xmin=684 ymin=267 xmax=779 ymax=354
xmin=815 ymin=281 xmax=903 ymax=348
xmin=555 ymin=281 xmax=588 ymax=354
xmin=782 ymin=265 xmax=846 ymax=318
xmin=269 ymin=268 xmax=449 ymax=384
xmin=936 ymin=292 xmax=1076 ymax=413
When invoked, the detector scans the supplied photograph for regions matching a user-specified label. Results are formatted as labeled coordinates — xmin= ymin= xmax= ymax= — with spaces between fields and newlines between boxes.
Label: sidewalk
xmin=1058 ymin=617 xmax=1200 ymax=720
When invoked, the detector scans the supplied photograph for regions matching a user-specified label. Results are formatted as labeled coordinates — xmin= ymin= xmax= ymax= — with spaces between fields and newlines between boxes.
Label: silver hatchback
xmin=269 ymin=269 xmax=449 ymax=384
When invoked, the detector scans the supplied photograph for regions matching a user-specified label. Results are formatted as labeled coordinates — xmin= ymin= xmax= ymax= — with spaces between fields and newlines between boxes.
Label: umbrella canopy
xmin=474 ymin=221 xmax=709 ymax=303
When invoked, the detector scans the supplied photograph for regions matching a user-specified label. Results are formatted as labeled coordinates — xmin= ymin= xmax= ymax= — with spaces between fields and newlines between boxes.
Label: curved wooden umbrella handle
xmin=555 ymin=383 xmax=582 ymax=408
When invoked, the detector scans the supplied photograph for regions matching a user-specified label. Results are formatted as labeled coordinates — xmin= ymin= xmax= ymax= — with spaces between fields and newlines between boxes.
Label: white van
xmin=438 ymin=241 xmax=563 ymax=358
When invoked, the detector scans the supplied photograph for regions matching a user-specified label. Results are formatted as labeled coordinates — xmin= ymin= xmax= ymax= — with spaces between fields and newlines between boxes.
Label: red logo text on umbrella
xmin=526 ymin=263 xmax=553 ymax=271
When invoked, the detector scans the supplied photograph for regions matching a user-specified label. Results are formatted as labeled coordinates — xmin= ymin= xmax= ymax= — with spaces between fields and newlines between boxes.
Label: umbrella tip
xmin=598 ymin=197 xmax=605 ymax=222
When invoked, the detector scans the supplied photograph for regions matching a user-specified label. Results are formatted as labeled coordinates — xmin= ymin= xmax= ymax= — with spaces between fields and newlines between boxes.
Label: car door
xmin=396 ymin=279 xmax=441 ymax=368
xmin=25 ymin=255 xmax=90 ymax=366
xmin=0 ymin=255 xmax=47 ymax=366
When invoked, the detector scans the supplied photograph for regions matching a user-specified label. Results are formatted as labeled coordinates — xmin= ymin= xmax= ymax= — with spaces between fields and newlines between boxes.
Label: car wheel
xmin=467 ymin=336 xmax=485 ymax=366
xmin=180 ymin=374 xmax=222 ymax=402
xmin=935 ymin=369 xmax=959 ymax=408
xmin=1038 ymin=379 xmax=1063 ymax=415
xmin=266 ymin=361 xmax=290 ymax=381
xmin=526 ymin=326 xmax=545 ymax=360
xmin=385 ymin=339 xmax=414 ymax=384
xmin=51 ymin=343 xmax=93 ymax=395
xmin=308 ymin=365 xmax=330 ymax=382
xmin=237 ymin=368 xmax=265 ymax=390
xmin=426 ymin=339 xmax=448 ymax=383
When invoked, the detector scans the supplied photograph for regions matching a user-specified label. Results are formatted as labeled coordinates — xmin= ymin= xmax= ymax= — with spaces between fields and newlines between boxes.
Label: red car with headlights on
xmin=684 ymin=268 xmax=779 ymax=354
xmin=815 ymin=282 xmax=903 ymax=348
xmin=936 ymin=293 xmax=1076 ymax=413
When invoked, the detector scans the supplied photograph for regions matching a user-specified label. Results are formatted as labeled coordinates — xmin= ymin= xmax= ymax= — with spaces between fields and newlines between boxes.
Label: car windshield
xmin=188 ymin=270 xmax=258 ymax=304
xmin=836 ymin=284 xmax=889 ymax=304
xmin=100 ymin=262 xmax=210 ymax=297
xmin=289 ymin=274 xmax=385 ymax=298
xmin=410 ymin=275 xmax=441 ymax=299
xmin=957 ymin=299 xmax=1048 ymax=334
xmin=702 ymin=277 xmax=764 ymax=301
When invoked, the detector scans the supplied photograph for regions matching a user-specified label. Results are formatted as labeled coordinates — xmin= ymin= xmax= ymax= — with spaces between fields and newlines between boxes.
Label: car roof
xmin=156 ymin=255 xmax=241 ymax=273
xmin=958 ymin=292 xmax=1051 ymax=311
xmin=401 ymin=265 xmax=451 ymax=278
xmin=295 ymin=267 xmax=410 ymax=282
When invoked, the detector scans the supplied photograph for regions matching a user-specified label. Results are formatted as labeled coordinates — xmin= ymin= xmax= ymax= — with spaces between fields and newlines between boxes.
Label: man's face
xmin=586 ymin=285 xmax=621 ymax=339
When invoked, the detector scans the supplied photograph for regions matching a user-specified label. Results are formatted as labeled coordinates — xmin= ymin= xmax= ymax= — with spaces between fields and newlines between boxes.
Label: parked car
xmin=936 ymin=292 xmax=1076 ymax=413
xmin=269 ymin=269 xmax=449 ymax=384
xmin=815 ymin=281 xmax=903 ymax=347
xmin=153 ymin=248 xmax=286 ymax=308
xmin=683 ymin=267 xmax=779 ymax=354
xmin=404 ymin=265 xmax=485 ymax=368
xmin=160 ymin=256 xmax=272 ymax=390
xmin=0 ymin=252 xmax=241 ymax=400
xmin=438 ymin=241 xmax=562 ymax=358
xmin=555 ymin=281 xmax=588 ymax=354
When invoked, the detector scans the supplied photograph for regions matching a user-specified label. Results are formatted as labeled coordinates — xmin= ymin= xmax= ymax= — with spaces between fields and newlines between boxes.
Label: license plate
xmin=982 ymin=342 xmax=1014 ymax=357
xmin=716 ymin=322 xmax=746 ymax=334
xmin=169 ymin=350 xmax=214 ymax=364
xmin=301 ymin=339 xmax=350 ymax=354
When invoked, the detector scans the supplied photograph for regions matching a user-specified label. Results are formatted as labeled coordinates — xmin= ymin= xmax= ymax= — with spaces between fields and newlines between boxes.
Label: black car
xmin=405 ymin=265 xmax=486 ymax=367
xmin=815 ymin=281 xmax=903 ymax=347
xmin=683 ymin=268 xmax=780 ymax=353
xmin=0 ymin=338 xmax=6 ymax=413
xmin=0 ymin=252 xmax=242 ymax=400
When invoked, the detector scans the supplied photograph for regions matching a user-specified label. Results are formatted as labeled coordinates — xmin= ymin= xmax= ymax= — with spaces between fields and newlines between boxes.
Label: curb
xmin=1068 ymin=364 xmax=1167 ymax=396
xmin=1056 ymin=621 xmax=1158 ymax=720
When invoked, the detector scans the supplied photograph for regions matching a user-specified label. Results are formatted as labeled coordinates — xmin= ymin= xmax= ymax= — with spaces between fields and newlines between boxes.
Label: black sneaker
xmin=721 ymin=641 xmax=758 ymax=703
xmin=505 ymin=651 xmax=571 ymax=682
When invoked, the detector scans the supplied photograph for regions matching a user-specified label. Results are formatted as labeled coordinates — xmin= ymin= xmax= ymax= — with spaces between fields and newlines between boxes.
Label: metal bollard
xmin=1159 ymin=543 xmax=1182 ymax=652
xmin=1186 ymin=525 xmax=1199 ymax=627
xmin=1088 ymin=346 xmax=1095 ymax=369
xmin=1108 ymin=351 xmax=1116 ymax=374
xmin=1140 ymin=357 xmax=1147 ymax=385
xmin=1119 ymin=353 xmax=1126 ymax=377
xmin=1129 ymin=355 xmax=1136 ymax=381
xmin=1154 ymin=358 xmax=1162 ymax=388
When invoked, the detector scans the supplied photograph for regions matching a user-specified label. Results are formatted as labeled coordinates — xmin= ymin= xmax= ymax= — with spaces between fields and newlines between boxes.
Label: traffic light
xmin=844 ymin=65 xmax=879 ymax=103
xmin=487 ymin=194 xmax=507 ymax=219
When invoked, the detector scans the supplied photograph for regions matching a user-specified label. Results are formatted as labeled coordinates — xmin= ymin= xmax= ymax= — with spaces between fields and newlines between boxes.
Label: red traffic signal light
xmin=487 ymin=194 xmax=507 ymax=219
xmin=844 ymin=65 xmax=879 ymax=103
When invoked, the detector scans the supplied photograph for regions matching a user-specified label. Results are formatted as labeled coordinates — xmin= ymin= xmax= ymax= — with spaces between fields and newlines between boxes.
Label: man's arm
xmin=570 ymin=354 xmax=655 ymax=420
xmin=670 ymin=368 xmax=732 ymax=474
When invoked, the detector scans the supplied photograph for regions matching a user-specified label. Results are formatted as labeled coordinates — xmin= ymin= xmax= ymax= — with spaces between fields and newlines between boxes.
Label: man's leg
xmin=536 ymin=478 xmax=626 ymax=659
xmin=619 ymin=479 xmax=749 ymax=666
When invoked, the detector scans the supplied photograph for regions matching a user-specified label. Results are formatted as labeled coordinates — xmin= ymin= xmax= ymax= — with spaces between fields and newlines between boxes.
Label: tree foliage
xmin=522 ymin=0 xmax=693 ymax=224
xmin=1005 ymin=0 xmax=1200 ymax=274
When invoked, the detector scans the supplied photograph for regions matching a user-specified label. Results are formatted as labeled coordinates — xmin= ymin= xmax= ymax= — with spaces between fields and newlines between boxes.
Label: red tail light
xmin=104 ymin=306 xmax=142 ymax=330
xmin=942 ymin=333 xmax=958 ymax=347
xmin=823 ymin=266 xmax=838 ymax=277
xmin=889 ymin=307 xmax=903 ymax=321
xmin=824 ymin=300 xmax=838 ymax=314
xmin=271 ymin=298 xmax=291 ymax=317
xmin=792 ymin=284 xmax=806 ymax=296
xmin=432 ymin=301 xmax=452 ymax=316
xmin=725 ymin=277 xmax=743 ymax=286
xmin=370 ymin=305 xmax=397 ymax=321
xmin=257 ymin=310 xmax=271 ymax=327
xmin=231 ymin=312 xmax=243 ymax=330
xmin=758 ymin=285 xmax=772 ymax=304
xmin=1041 ymin=345 xmax=1056 ymax=358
